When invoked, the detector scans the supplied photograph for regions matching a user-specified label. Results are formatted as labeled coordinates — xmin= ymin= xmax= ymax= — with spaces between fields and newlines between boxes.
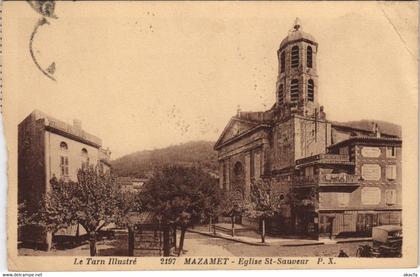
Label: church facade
xmin=214 ymin=20 xmax=402 ymax=238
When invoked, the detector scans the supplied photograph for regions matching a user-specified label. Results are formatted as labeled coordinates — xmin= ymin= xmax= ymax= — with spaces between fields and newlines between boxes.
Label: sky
xmin=3 ymin=1 xmax=418 ymax=159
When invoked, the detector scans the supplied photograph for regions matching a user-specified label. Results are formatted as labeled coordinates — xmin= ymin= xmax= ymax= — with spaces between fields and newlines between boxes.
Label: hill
xmin=332 ymin=120 xmax=402 ymax=137
xmin=111 ymin=141 xmax=218 ymax=178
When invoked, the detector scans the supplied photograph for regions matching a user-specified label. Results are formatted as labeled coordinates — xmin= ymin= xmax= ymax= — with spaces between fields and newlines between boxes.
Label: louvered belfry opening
xmin=291 ymin=46 xmax=299 ymax=68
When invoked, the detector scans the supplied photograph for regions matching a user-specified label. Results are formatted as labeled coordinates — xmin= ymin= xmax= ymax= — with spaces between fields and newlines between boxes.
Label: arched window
xmin=308 ymin=79 xmax=314 ymax=102
xmin=59 ymin=142 xmax=69 ymax=177
xmin=291 ymin=79 xmax=299 ymax=103
xmin=280 ymin=51 xmax=285 ymax=73
xmin=81 ymin=148 xmax=89 ymax=168
xmin=291 ymin=46 xmax=299 ymax=68
xmin=307 ymin=46 xmax=313 ymax=68
xmin=60 ymin=142 xmax=68 ymax=151
xmin=278 ymin=84 xmax=284 ymax=105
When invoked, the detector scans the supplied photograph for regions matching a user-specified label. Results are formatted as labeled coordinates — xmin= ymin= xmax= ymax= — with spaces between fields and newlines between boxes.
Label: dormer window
xmin=291 ymin=46 xmax=299 ymax=68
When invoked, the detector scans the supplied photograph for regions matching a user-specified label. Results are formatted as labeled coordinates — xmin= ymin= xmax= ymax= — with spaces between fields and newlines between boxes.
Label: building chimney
xmin=372 ymin=122 xmax=380 ymax=138
xmin=73 ymin=119 xmax=82 ymax=130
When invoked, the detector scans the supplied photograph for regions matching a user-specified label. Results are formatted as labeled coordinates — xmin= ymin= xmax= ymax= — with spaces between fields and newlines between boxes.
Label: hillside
xmin=111 ymin=141 xmax=218 ymax=178
xmin=332 ymin=120 xmax=402 ymax=137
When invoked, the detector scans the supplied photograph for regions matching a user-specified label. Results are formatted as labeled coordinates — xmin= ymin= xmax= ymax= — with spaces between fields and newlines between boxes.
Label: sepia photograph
xmin=2 ymin=0 xmax=418 ymax=271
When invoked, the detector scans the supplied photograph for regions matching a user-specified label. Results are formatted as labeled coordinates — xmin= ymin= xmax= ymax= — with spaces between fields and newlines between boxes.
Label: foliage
xmin=139 ymin=166 xmax=222 ymax=226
xmin=18 ymin=202 xmax=29 ymax=228
xmin=138 ymin=165 xmax=222 ymax=256
xmin=23 ymin=166 xmax=132 ymax=255
xmin=243 ymin=179 xmax=283 ymax=219
xmin=288 ymin=186 xmax=317 ymax=209
xmin=218 ymin=190 xmax=247 ymax=217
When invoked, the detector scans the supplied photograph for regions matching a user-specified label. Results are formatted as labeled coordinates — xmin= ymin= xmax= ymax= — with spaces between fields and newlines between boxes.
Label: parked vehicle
xmin=356 ymin=225 xmax=402 ymax=257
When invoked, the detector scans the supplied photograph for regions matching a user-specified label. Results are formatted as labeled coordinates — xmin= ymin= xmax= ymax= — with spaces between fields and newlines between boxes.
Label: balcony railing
xmin=295 ymin=173 xmax=360 ymax=185
xmin=296 ymin=154 xmax=352 ymax=166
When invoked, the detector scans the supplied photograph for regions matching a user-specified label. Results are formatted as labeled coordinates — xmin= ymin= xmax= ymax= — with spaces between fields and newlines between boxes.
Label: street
xmin=182 ymin=232 xmax=367 ymax=257
xmin=19 ymin=230 xmax=370 ymax=257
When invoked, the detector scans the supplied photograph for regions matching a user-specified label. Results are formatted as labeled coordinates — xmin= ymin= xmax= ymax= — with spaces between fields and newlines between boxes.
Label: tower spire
xmin=293 ymin=17 xmax=301 ymax=30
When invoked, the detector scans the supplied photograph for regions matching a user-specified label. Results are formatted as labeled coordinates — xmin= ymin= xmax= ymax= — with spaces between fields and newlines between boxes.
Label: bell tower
xmin=276 ymin=18 xmax=319 ymax=119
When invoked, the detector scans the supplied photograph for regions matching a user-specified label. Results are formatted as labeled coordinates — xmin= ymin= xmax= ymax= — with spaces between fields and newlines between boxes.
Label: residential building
xmin=18 ymin=110 xmax=111 ymax=250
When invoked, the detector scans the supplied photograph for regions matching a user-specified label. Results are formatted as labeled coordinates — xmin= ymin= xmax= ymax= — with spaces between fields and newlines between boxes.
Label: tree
xmin=24 ymin=166 xmax=127 ymax=256
xmin=139 ymin=166 xmax=222 ymax=256
xmin=219 ymin=190 xmax=246 ymax=237
xmin=244 ymin=179 xmax=283 ymax=243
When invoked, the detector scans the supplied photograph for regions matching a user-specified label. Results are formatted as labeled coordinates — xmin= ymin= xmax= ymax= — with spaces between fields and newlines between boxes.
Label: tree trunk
xmin=208 ymin=217 xmax=212 ymax=233
xmin=163 ymin=225 xmax=170 ymax=257
xmin=177 ymin=227 xmax=186 ymax=256
xmin=261 ymin=218 xmax=266 ymax=243
xmin=231 ymin=216 xmax=235 ymax=237
xmin=89 ymin=232 xmax=97 ymax=256
xmin=128 ymin=227 xmax=134 ymax=256
xmin=173 ymin=225 xmax=177 ymax=252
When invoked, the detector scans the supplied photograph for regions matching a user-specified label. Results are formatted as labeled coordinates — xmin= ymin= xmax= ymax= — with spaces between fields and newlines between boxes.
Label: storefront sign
xmin=361 ymin=147 xmax=381 ymax=158
xmin=361 ymin=187 xmax=381 ymax=205
xmin=361 ymin=164 xmax=381 ymax=180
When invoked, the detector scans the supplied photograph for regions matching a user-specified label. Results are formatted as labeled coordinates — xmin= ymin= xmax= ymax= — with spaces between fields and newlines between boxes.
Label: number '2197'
xmin=160 ymin=258 xmax=176 ymax=265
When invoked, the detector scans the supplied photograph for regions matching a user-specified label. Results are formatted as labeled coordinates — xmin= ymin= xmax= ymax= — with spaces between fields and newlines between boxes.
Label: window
xmin=304 ymin=166 xmax=314 ymax=176
xmin=308 ymin=79 xmax=314 ymax=102
xmin=60 ymin=142 xmax=68 ymax=150
xmin=81 ymin=148 xmax=89 ymax=169
xmin=280 ymin=51 xmax=285 ymax=73
xmin=307 ymin=46 xmax=313 ymax=68
xmin=386 ymin=164 xmax=397 ymax=180
xmin=386 ymin=146 xmax=396 ymax=158
xmin=278 ymin=84 xmax=284 ymax=105
xmin=290 ymin=79 xmax=299 ymax=103
xmin=59 ymin=142 xmax=69 ymax=177
xmin=60 ymin=156 xmax=69 ymax=177
xmin=385 ymin=189 xmax=397 ymax=205
xmin=291 ymin=46 xmax=299 ymax=68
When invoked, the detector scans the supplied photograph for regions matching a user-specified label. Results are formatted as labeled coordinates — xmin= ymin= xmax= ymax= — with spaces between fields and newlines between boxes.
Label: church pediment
xmin=214 ymin=118 xmax=259 ymax=149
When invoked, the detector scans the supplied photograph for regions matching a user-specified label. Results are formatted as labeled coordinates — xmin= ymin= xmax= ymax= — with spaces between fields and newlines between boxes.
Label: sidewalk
xmin=188 ymin=225 xmax=372 ymax=247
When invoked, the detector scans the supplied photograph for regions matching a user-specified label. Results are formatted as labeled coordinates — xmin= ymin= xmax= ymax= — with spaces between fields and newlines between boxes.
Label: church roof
xmin=279 ymin=18 xmax=317 ymax=50
xmin=213 ymin=112 xmax=272 ymax=150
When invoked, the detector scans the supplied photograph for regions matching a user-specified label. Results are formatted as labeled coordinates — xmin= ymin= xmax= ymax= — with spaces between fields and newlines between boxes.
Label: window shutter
xmin=386 ymin=165 xmax=397 ymax=180
xmin=386 ymin=189 xmax=397 ymax=205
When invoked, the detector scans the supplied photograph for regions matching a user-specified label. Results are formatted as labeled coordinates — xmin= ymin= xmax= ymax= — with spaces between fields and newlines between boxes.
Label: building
xmin=116 ymin=177 xmax=147 ymax=193
xmin=18 ymin=110 xmax=111 ymax=250
xmin=214 ymin=19 xmax=402 ymax=238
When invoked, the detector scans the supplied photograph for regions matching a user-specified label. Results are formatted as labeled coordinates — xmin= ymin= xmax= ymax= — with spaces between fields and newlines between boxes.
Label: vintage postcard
xmin=2 ymin=0 xmax=418 ymax=271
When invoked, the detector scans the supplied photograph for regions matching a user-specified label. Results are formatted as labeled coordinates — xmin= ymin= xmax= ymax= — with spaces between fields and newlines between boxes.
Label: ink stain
xmin=27 ymin=1 xmax=58 ymax=81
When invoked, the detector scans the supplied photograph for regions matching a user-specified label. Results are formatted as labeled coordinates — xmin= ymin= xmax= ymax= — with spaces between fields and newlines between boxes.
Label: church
xmin=214 ymin=19 xmax=402 ymax=238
